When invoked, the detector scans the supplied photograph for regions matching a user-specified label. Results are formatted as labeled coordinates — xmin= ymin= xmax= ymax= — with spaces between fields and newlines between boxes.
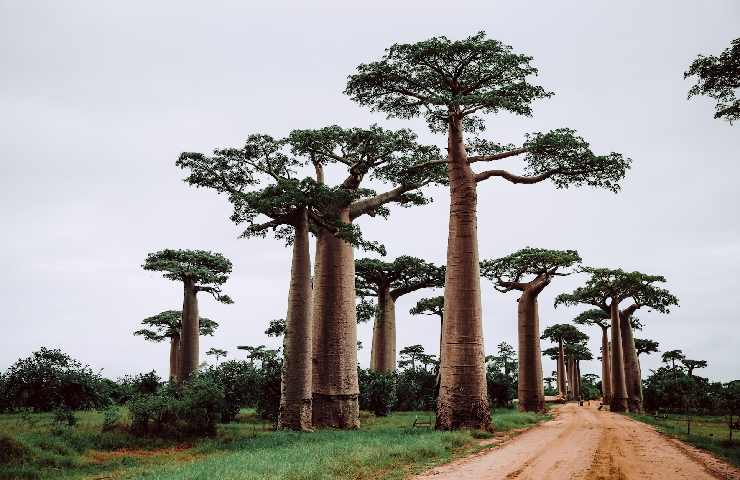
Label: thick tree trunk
xmin=600 ymin=327 xmax=611 ymax=404
xmin=370 ymin=287 xmax=396 ymax=372
xmin=169 ymin=334 xmax=180 ymax=382
xmin=312 ymin=207 xmax=359 ymax=429
xmin=557 ymin=339 xmax=567 ymax=397
xmin=517 ymin=291 xmax=544 ymax=412
xmin=179 ymin=279 xmax=199 ymax=382
xmin=566 ymin=357 xmax=574 ymax=400
xmin=609 ymin=300 xmax=629 ymax=412
xmin=279 ymin=209 xmax=313 ymax=430
xmin=620 ymin=312 xmax=642 ymax=412
xmin=436 ymin=116 xmax=491 ymax=431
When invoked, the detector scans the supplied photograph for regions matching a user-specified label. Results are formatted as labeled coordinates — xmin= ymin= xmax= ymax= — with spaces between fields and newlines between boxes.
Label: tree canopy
xmin=409 ymin=296 xmax=444 ymax=319
xmin=572 ymin=308 xmax=610 ymax=329
xmin=480 ymin=247 xmax=580 ymax=292
xmin=264 ymin=318 xmax=286 ymax=338
xmin=541 ymin=324 xmax=588 ymax=345
xmin=685 ymin=37 xmax=740 ymax=123
xmin=355 ymin=256 xmax=445 ymax=299
xmin=635 ymin=338 xmax=660 ymax=356
xmin=662 ymin=349 xmax=686 ymax=367
xmin=142 ymin=249 xmax=233 ymax=303
xmin=133 ymin=310 xmax=218 ymax=342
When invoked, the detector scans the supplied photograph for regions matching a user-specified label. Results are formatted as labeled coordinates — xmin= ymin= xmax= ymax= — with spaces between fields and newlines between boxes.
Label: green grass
xmin=0 ymin=408 xmax=550 ymax=480
xmin=630 ymin=413 xmax=740 ymax=467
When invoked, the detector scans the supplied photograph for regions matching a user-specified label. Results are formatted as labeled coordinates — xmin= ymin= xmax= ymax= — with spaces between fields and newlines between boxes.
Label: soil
xmin=415 ymin=402 xmax=740 ymax=479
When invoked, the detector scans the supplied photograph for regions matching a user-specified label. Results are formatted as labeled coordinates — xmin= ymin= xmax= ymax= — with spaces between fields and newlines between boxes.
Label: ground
xmin=414 ymin=402 xmax=740 ymax=480
xmin=0 ymin=407 xmax=547 ymax=480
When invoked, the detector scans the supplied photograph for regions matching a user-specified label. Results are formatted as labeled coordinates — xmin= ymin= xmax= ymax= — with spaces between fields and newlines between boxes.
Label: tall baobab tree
xmin=556 ymin=267 xmax=678 ymax=412
xmin=685 ymin=38 xmax=740 ymax=123
xmin=346 ymin=32 xmax=630 ymax=430
xmin=564 ymin=342 xmax=592 ymax=401
xmin=682 ymin=358 xmax=708 ymax=377
xmin=179 ymin=130 xmax=443 ymax=429
xmin=143 ymin=249 xmax=232 ymax=382
xmin=134 ymin=310 xmax=218 ymax=382
xmin=573 ymin=309 xmax=612 ymax=404
xmin=355 ymin=256 xmax=445 ymax=372
xmin=541 ymin=324 xmax=587 ymax=400
xmin=481 ymin=248 xmax=581 ymax=412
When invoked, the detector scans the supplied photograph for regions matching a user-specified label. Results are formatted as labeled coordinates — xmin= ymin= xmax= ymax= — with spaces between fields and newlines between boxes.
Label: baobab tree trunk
xmin=557 ymin=339 xmax=567 ymax=397
xmin=436 ymin=116 xmax=491 ymax=431
xmin=575 ymin=360 xmax=581 ymax=400
xmin=601 ymin=327 xmax=611 ymax=404
xmin=609 ymin=300 xmax=629 ymax=412
xmin=169 ymin=334 xmax=180 ymax=382
xmin=517 ymin=291 xmax=544 ymax=412
xmin=312 ymin=208 xmax=360 ymax=429
xmin=566 ymin=357 xmax=574 ymax=400
xmin=279 ymin=209 xmax=313 ymax=431
xmin=370 ymin=287 xmax=396 ymax=372
xmin=179 ymin=278 xmax=199 ymax=382
xmin=620 ymin=312 xmax=642 ymax=412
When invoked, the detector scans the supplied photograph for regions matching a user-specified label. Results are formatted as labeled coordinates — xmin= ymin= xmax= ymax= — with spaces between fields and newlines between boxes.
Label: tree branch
xmin=468 ymin=147 xmax=528 ymax=164
xmin=474 ymin=169 xmax=557 ymax=184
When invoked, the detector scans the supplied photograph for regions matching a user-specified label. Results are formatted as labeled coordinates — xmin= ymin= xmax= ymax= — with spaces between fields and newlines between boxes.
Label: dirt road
xmin=415 ymin=402 xmax=740 ymax=480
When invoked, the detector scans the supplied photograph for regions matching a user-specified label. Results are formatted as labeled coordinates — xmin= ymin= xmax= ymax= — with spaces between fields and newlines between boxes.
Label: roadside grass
xmin=0 ymin=408 xmax=550 ymax=480
xmin=630 ymin=413 xmax=740 ymax=467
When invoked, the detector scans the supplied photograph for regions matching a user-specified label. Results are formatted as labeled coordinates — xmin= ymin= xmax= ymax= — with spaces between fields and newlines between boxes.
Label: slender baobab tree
xmin=685 ymin=38 xmax=740 ymax=123
xmin=355 ymin=256 xmax=445 ymax=372
xmin=556 ymin=268 xmax=678 ymax=412
xmin=143 ymin=249 xmax=232 ymax=382
xmin=541 ymin=324 xmax=587 ymax=400
xmin=564 ymin=342 xmax=592 ymax=401
xmin=573 ymin=309 xmax=612 ymax=404
xmin=481 ymin=248 xmax=581 ymax=412
xmin=346 ymin=32 xmax=630 ymax=429
xmin=134 ymin=310 xmax=218 ymax=382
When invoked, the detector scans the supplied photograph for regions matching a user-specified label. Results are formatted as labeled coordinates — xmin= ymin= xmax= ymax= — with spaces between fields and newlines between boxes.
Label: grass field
xmin=0 ymin=407 xmax=550 ymax=480
xmin=630 ymin=413 xmax=740 ymax=467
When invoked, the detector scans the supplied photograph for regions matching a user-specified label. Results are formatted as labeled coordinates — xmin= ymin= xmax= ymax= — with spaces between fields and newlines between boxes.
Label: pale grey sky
xmin=1 ymin=0 xmax=738 ymax=382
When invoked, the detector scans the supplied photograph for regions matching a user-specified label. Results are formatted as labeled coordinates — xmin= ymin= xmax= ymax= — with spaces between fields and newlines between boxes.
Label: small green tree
xmin=206 ymin=348 xmax=228 ymax=364
xmin=355 ymin=256 xmax=445 ymax=372
xmin=134 ymin=310 xmax=218 ymax=381
xmin=635 ymin=338 xmax=660 ymax=357
xmin=685 ymin=38 xmax=740 ymax=123
xmin=481 ymin=248 xmax=580 ymax=412
xmin=346 ymin=31 xmax=630 ymax=430
xmin=143 ymin=250 xmax=233 ymax=382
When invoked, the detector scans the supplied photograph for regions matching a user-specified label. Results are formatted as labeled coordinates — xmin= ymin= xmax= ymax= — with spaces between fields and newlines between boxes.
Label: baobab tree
xmin=564 ymin=342 xmax=592 ymax=401
xmin=287 ymin=126 xmax=445 ymax=428
xmin=134 ymin=310 xmax=218 ymax=382
xmin=206 ymin=348 xmax=228 ymax=364
xmin=635 ymin=338 xmax=660 ymax=357
xmin=541 ymin=324 xmax=587 ymax=400
xmin=556 ymin=268 xmax=678 ymax=411
xmin=143 ymin=249 xmax=232 ymax=382
xmin=573 ymin=309 xmax=612 ymax=404
xmin=685 ymin=38 xmax=740 ymax=123
xmin=410 ymin=296 xmax=444 ymax=355
xmin=355 ymin=256 xmax=445 ymax=372
xmin=481 ymin=248 xmax=581 ymax=412
xmin=682 ymin=358 xmax=708 ymax=377
xmin=346 ymin=32 xmax=630 ymax=430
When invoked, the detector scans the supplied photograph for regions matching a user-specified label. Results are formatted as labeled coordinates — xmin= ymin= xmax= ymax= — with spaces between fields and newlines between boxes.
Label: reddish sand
xmin=415 ymin=402 xmax=740 ymax=480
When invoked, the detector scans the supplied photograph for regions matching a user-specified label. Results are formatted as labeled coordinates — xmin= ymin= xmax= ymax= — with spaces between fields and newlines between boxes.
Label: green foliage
xmin=254 ymin=351 xmax=282 ymax=425
xmin=111 ymin=371 xmax=162 ymax=405
xmin=662 ymin=349 xmax=686 ymax=369
xmin=0 ymin=348 xmax=111 ymax=413
xmin=540 ymin=324 xmax=588 ymax=345
xmin=206 ymin=348 xmax=228 ymax=362
xmin=134 ymin=310 xmax=218 ymax=342
xmin=685 ymin=38 xmax=740 ymax=123
xmin=358 ymin=370 xmax=397 ymax=416
xmin=573 ymin=308 xmax=610 ymax=329
xmin=345 ymin=31 xmax=551 ymax=133
xmin=143 ymin=249 xmax=233 ymax=303
xmin=200 ymin=360 xmax=260 ymax=422
xmin=100 ymin=406 xmax=121 ymax=432
xmin=409 ymin=296 xmax=444 ymax=319
xmin=480 ymin=247 xmax=580 ymax=292
xmin=682 ymin=358 xmax=708 ymax=376
xmin=580 ymin=374 xmax=601 ymax=401
xmin=635 ymin=338 xmax=660 ymax=356
xmin=356 ymin=256 xmax=445 ymax=301
xmin=356 ymin=298 xmax=377 ymax=324
xmin=264 ymin=318 xmax=286 ymax=337
xmin=486 ymin=342 xmax=518 ymax=408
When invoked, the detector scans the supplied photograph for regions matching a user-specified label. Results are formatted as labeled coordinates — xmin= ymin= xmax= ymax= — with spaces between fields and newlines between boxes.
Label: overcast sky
xmin=1 ymin=1 xmax=738 ymax=383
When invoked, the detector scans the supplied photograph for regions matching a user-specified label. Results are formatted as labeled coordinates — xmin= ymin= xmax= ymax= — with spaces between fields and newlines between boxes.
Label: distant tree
xmin=481 ymin=247 xmax=580 ymax=412
xmin=410 ymin=296 xmax=444 ymax=358
xmin=237 ymin=345 xmax=278 ymax=368
xmin=635 ymin=338 xmax=660 ymax=357
xmin=355 ymin=256 xmax=445 ymax=372
xmin=556 ymin=267 xmax=678 ymax=412
xmin=662 ymin=349 xmax=686 ymax=371
xmin=573 ymin=309 xmax=612 ymax=403
xmin=346 ymin=32 xmax=630 ymax=431
xmin=541 ymin=324 xmax=587 ymax=399
xmin=685 ymin=38 xmax=740 ymax=123
xmin=486 ymin=342 xmax=519 ymax=408
xmin=682 ymin=358 xmax=708 ymax=377
xmin=398 ymin=345 xmax=437 ymax=372
xmin=134 ymin=310 xmax=218 ymax=381
xmin=206 ymin=348 xmax=228 ymax=364
xmin=143 ymin=249 xmax=233 ymax=382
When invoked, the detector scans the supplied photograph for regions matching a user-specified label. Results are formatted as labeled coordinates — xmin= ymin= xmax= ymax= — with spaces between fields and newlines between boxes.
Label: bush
xmin=0 ymin=348 xmax=111 ymax=412
xmin=359 ymin=370 xmax=397 ymax=416
xmin=255 ymin=355 xmax=282 ymax=424
xmin=110 ymin=371 xmax=162 ymax=405
xmin=200 ymin=360 xmax=260 ymax=422
xmin=128 ymin=375 xmax=225 ymax=437
xmin=393 ymin=368 xmax=436 ymax=411
xmin=0 ymin=435 xmax=32 ymax=465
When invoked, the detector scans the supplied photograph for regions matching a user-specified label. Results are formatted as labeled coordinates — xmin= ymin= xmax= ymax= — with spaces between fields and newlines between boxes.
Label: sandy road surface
xmin=415 ymin=402 xmax=740 ymax=480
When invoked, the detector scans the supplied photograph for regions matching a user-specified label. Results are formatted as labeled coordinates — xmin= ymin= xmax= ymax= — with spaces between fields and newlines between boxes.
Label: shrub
xmin=255 ymin=355 xmax=282 ymax=424
xmin=200 ymin=360 xmax=259 ymax=422
xmin=0 ymin=348 xmax=110 ymax=412
xmin=359 ymin=370 xmax=397 ymax=416
xmin=0 ymin=435 xmax=32 ymax=465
